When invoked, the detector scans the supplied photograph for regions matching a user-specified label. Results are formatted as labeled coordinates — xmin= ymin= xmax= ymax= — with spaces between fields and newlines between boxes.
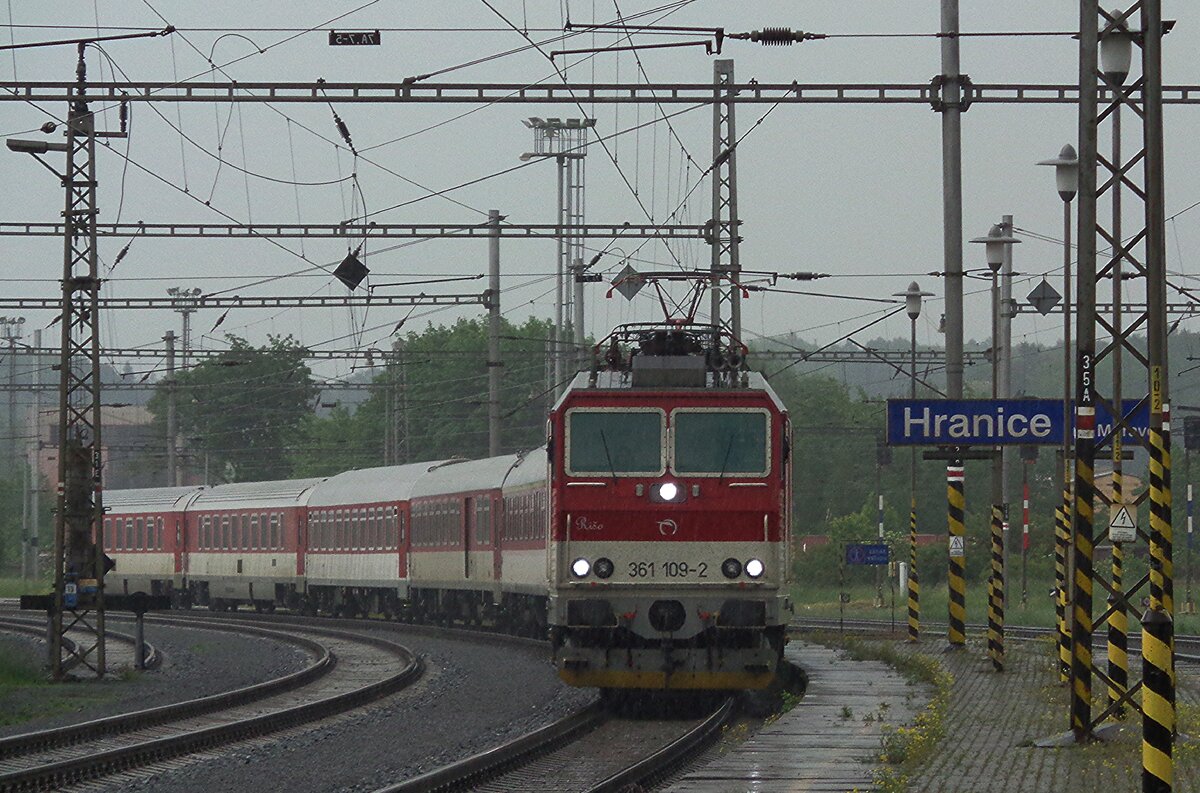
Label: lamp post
xmin=1038 ymin=142 xmax=1078 ymax=682
xmin=520 ymin=117 xmax=594 ymax=392
xmin=972 ymin=223 xmax=1019 ymax=671
xmin=895 ymin=281 xmax=931 ymax=641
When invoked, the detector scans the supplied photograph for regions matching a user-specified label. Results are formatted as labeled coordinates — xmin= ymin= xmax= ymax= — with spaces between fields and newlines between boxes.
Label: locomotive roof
xmin=307 ymin=460 xmax=449 ymax=507
xmin=409 ymin=453 xmax=529 ymax=499
xmin=190 ymin=477 xmax=325 ymax=510
xmin=556 ymin=370 xmax=786 ymax=412
xmin=105 ymin=485 xmax=206 ymax=514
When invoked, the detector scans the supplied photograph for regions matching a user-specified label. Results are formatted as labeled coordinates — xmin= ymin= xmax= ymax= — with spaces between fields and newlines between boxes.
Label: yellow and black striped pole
xmin=1108 ymin=436 xmax=1128 ymax=719
xmin=947 ymin=462 xmax=966 ymax=647
xmin=908 ymin=497 xmax=919 ymax=641
xmin=1055 ymin=486 xmax=1071 ymax=683
xmin=1142 ymin=606 xmax=1173 ymax=793
xmin=1108 ymin=539 xmax=1128 ymax=718
xmin=1070 ymin=359 xmax=1096 ymax=740
xmin=987 ymin=504 xmax=1005 ymax=671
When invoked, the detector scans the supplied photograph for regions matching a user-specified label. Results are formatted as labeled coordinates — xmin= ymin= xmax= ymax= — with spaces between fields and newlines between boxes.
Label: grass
xmin=0 ymin=576 xmax=48 ymax=598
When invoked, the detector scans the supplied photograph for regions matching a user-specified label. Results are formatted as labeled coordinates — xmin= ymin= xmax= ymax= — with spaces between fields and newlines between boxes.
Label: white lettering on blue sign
xmin=901 ymin=406 xmax=1054 ymax=443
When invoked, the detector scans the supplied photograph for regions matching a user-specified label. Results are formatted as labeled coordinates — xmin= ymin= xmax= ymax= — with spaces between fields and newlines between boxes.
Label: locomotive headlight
xmin=745 ymin=558 xmax=765 ymax=579
xmin=650 ymin=481 xmax=684 ymax=503
xmin=721 ymin=558 xmax=742 ymax=579
xmin=571 ymin=558 xmax=591 ymax=578
xmin=594 ymin=557 xmax=615 ymax=579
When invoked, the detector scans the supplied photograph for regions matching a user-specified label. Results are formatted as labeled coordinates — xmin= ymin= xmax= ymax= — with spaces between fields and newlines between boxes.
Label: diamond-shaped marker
xmin=613 ymin=263 xmax=644 ymax=301
xmin=1027 ymin=278 xmax=1062 ymax=316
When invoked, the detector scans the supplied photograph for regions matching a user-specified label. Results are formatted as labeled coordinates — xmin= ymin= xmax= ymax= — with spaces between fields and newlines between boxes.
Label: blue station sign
xmin=886 ymin=398 xmax=1148 ymax=446
xmin=846 ymin=543 xmax=890 ymax=566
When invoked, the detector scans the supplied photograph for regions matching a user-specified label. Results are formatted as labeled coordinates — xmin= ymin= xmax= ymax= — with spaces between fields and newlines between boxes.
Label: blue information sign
xmin=846 ymin=543 xmax=890 ymax=566
xmin=885 ymin=398 xmax=1148 ymax=446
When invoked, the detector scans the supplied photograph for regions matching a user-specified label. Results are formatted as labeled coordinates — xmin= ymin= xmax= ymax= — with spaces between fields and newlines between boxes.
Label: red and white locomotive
xmin=101 ymin=324 xmax=791 ymax=691
xmin=548 ymin=325 xmax=792 ymax=690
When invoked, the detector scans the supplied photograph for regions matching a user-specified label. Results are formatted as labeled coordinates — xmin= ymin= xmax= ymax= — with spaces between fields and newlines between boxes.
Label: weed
xmin=840 ymin=705 xmax=853 ymax=719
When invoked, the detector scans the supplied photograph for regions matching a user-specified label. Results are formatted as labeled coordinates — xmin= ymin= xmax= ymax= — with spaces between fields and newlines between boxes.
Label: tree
xmin=148 ymin=335 xmax=315 ymax=482
xmin=288 ymin=316 xmax=555 ymax=473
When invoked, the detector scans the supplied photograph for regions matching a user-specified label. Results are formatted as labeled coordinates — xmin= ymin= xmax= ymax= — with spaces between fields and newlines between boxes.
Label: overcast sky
xmin=2 ymin=2 xmax=1198 ymax=383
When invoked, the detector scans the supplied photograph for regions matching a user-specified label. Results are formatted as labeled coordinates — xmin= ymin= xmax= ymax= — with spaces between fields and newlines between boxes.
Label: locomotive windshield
xmin=567 ymin=410 xmax=664 ymax=475
xmin=672 ymin=410 xmax=769 ymax=476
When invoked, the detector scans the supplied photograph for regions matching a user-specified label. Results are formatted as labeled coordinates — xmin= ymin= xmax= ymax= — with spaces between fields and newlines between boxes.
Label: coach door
xmin=463 ymin=497 xmax=473 ymax=580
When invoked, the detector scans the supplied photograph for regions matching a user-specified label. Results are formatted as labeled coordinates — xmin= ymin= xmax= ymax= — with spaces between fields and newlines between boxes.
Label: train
xmin=103 ymin=324 xmax=792 ymax=691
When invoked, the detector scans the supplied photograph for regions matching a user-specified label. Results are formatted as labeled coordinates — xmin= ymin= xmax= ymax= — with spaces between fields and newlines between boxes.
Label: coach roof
xmin=105 ymin=485 xmax=206 ymax=514
xmin=410 ymin=454 xmax=527 ymax=499
xmin=190 ymin=478 xmax=325 ymax=511
xmin=308 ymin=460 xmax=447 ymax=507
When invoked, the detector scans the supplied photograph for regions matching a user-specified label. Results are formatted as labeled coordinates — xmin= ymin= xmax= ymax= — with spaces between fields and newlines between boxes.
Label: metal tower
xmin=51 ymin=46 xmax=110 ymax=679
xmin=521 ymin=117 xmax=593 ymax=392
xmin=1065 ymin=0 xmax=1170 ymax=746
xmin=708 ymin=59 xmax=741 ymax=346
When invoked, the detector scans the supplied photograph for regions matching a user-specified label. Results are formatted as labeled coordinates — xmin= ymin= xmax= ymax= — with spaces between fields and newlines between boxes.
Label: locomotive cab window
xmin=671 ymin=409 xmax=770 ymax=477
xmin=565 ymin=409 xmax=665 ymax=476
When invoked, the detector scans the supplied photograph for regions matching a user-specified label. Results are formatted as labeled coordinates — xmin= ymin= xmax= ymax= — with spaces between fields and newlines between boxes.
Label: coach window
xmin=271 ymin=513 xmax=281 ymax=550
xmin=371 ymin=507 xmax=381 ymax=549
xmin=566 ymin=409 xmax=665 ymax=476
xmin=157 ymin=517 xmax=164 ymax=550
xmin=384 ymin=507 xmax=396 ymax=548
xmin=671 ymin=409 xmax=770 ymax=477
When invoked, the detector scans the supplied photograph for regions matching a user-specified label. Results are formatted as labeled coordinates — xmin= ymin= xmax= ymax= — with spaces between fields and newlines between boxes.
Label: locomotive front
xmin=548 ymin=327 xmax=791 ymax=690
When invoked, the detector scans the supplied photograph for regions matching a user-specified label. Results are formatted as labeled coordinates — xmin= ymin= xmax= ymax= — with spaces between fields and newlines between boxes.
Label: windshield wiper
xmin=599 ymin=429 xmax=619 ymax=482
xmin=717 ymin=434 xmax=735 ymax=485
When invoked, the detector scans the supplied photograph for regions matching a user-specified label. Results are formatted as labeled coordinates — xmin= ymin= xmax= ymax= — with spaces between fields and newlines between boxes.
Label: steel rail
xmin=0 ymin=616 xmax=160 ymax=674
xmin=586 ymin=696 xmax=736 ymax=793
xmin=376 ymin=704 xmax=608 ymax=793
xmin=0 ymin=618 xmax=423 ymax=791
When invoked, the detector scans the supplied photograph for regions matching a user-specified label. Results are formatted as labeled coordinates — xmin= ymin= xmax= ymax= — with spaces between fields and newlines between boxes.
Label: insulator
xmin=749 ymin=27 xmax=804 ymax=46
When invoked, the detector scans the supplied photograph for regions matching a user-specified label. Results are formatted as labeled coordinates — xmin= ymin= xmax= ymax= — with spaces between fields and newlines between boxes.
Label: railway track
xmin=792 ymin=617 xmax=1200 ymax=661
xmin=0 ymin=616 xmax=423 ymax=792
xmin=0 ymin=616 xmax=161 ymax=673
xmin=379 ymin=696 xmax=734 ymax=793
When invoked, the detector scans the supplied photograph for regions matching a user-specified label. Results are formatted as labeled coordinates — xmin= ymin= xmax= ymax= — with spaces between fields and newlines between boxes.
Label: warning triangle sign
xmin=1109 ymin=504 xmax=1137 ymax=543
xmin=1110 ymin=506 xmax=1136 ymax=531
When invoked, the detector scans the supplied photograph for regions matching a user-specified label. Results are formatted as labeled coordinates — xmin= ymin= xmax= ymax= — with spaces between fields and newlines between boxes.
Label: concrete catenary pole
xmin=165 ymin=331 xmax=177 ymax=487
xmin=27 ymin=328 xmax=41 ymax=579
xmin=940 ymin=0 xmax=967 ymax=650
xmin=487 ymin=209 xmax=502 ymax=457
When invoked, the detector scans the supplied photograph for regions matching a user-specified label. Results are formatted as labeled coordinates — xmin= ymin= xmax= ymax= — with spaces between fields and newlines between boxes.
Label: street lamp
xmin=1038 ymin=144 xmax=1078 ymax=675
xmin=894 ymin=281 xmax=931 ymax=642
xmin=1100 ymin=13 xmax=1134 ymax=86
xmin=971 ymin=222 xmax=1020 ymax=671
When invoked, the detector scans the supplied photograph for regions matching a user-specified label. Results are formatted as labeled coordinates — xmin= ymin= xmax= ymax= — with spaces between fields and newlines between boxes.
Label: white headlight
xmin=658 ymin=482 xmax=678 ymax=501
xmin=745 ymin=558 xmax=765 ymax=578
xmin=571 ymin=557 xmax=591 ymax=577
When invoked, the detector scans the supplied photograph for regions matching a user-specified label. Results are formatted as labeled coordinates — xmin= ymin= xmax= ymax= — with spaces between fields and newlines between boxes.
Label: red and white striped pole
xmin=1021 ymin=472 xmax=1030 ymax=606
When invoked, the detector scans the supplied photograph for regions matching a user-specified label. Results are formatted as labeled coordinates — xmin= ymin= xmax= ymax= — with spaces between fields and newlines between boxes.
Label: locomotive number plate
xmin=627 ymin=561 xmax=709 ymax=579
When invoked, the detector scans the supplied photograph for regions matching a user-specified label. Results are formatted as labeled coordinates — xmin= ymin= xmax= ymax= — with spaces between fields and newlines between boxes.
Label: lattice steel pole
xmin=50 ymin=44 xmax=107 ymax=680
xmin=709 ymin=59 xmax=741 ymax=344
